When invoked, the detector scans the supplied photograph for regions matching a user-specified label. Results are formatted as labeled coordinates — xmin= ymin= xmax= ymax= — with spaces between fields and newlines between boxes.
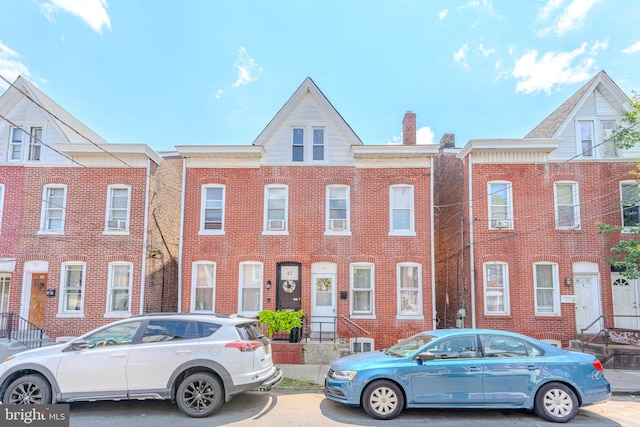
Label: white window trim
xmin=533 ymin=262 xmax=560 ymax=316
xmin=192 ymin=261 xmax=216 ymax=312
xmin=554 ymin=181 xmax=581 ymax=230
xmin=350 ymin=263 xmax=375 ymax=319
xmin=574 ymin=117 xmax=619 ymax=158
xmin=488 ymin=181 xmax=513 ymax=230
xmin=396 ymin=262 xmax=423 ymax=319
xmin=103 ymin=184 xmax=131 ymax=235
xmin=57 ymin=262 xmax=86 ymax=318
xmin=483 ymin=262 xmax=510 ymax=315
xmin=289 ymin=122 xmax=328 ymax=164
xmin=263 ymin=184 xmax=289 ymax=235
xmin=200 ymin=184 xmax=225 ymax=235
xmin=38 ymin=184 xmax=67 ymax=235
xmin=620 ymin=180 xmax=640 ymax=233
xmin=350 ymin=337 xmax=375 ymax=353
xmin=105 ymin=262 xmax=133 ymax=318
xmin=8 ymin=127 xmax=23 ymax=162
xmin=389 ymin=184 xmax=416 ymax=236
xmin=325 ymin=184 xmax=351 ymax=235
xmin=238 ymin=261 xmax=263 ymax=316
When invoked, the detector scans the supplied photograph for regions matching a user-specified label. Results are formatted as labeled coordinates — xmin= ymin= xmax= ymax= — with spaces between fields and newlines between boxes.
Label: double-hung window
xmin=576 ymin=119 xmax=619 ymax=158
xmin=264 ymin=185 xmax=287 ymax=233
xmin=621 ymin=181 xmax=640 ymax=229
xmin=40 ymin=185 xmax=66 ymax=233
xmin=326 ymin=185 xmax=349 ymax=233
xmin=28 ymin=127 xmax=42 ymax=161
xmin=534 ymin=263 xmax=559 ymax=315
xmin=390 ymin=185 xmax=415 ymax=235
xmin=313 ymin=128 xmax=324 ymax=160
xmin=201 ymin=185 xmax=225 ymax=233
xmin=239 ymin=262 xmax=263 ymax=314
xmin=107 ymin=262 xmax=132 ymax=316
xmin=578 ymin=120 xmax=595 ymax=156
xmin=484 ymin=262 xmax=509 ymax=315
xmin=193 ymin=262 xmax=215 ymax=311
xmin=602 ymin=120 xmax=618 ymax=157
xmin=554 ymin=182 xmax=580 ymax=229
xmin=292 ymin=128 xmax=304 ymax=161
xmin=488 ymin=182 xmax=512 ymax=229
xmin=0 ymin=274 xmax=9 ymax=314
xmin=351 ymin=263 xmax=374 ymax=317
xmin=60 ymin=263 xmax=85 ymax=314
xmin=397 ymin=263 xmax=422 ymax=317
xmin=9 ymin=127 xmax=22 ymax=161
xmin=105 ymin=185 xmax=130 ymax=232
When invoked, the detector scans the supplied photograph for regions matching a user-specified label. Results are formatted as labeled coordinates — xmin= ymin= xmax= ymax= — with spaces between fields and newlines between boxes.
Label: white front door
xmin=612 ymin=274 xmax=640 ymax=329
xmin=311 ymin=274 xmax=336 ymax=334
xmin=574 ymin=274 xmax=602 ymax=334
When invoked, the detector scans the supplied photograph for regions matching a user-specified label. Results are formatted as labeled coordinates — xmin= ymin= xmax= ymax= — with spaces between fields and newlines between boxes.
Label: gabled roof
xmin=252 ymin=77 xmax=362 ymax=146
xmin=0 ymin=75 xmax=107 ymax=144
xmin=525 ymin=70 xmax=629 ymax=139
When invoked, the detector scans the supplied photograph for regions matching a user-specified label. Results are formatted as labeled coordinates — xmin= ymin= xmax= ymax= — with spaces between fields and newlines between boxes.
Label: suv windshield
xmin=385 ymin=334 xmax=437 ymax=357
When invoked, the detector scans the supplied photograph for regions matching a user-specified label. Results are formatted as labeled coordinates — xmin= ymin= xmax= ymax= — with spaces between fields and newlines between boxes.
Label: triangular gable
xmin=252 ymin=77 xmax=362 ymax=146
xmin=0 ymin=76 xmax=107 ymax=144
xmin=525 ymin=70 xmax=629 ymax=139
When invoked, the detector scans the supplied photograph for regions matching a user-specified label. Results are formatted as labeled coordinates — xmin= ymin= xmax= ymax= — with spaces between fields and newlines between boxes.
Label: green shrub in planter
xmin=258 ymin=309 xmax=304 ymax=338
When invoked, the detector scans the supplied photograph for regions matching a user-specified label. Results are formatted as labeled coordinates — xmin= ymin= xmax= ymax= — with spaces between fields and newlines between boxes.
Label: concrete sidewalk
xmin=1 ymin=340 xmax=637 ymax=394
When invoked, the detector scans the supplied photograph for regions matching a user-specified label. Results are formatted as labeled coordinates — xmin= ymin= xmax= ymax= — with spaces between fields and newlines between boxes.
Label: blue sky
xmin=1 ymin=0 xmax=639 ymax=152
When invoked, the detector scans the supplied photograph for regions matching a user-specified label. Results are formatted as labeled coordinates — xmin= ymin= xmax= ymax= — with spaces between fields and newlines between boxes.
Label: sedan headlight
xmin=330 ymin=369 xmax=357 ymax=381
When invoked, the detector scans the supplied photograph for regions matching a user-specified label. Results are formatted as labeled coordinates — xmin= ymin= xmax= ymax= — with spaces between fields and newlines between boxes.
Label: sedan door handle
xmin=176 ymin=350 xmax=192 ymax=355
xmin=111 ymin=353 xmax=127 ymax=358
xmin=469 ymin=366 xmax=481 ymax=372
xmin=527 ymin=365 xmax=537 ymax=371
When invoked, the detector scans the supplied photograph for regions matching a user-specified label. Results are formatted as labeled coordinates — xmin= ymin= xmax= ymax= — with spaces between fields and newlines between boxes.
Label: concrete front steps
xmin=569 ymin=340 xmax=640 ymax=370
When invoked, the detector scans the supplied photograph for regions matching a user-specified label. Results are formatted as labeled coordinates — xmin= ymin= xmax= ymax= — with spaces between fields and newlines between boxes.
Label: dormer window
xmin=29 ymin=127 xmax=42 ymax=161
xmin=9 ymin=128 xmax=22 ymax=161
xmin=576 ymin=119 xmax=619 ymax=158
xmin=291 ymin=125 xmax=326 ymax=163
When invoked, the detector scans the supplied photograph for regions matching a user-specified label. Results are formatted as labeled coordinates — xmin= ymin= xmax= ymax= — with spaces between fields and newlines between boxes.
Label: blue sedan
xmin=325 ymin=329 xmax=610 ymax=423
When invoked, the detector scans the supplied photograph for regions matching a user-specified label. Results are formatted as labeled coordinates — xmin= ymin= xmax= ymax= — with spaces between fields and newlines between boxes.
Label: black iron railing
xmin=579 ymin=314 xmax=640 ymax=350
xmin=0 ymin=312 xmax=46 ymax=349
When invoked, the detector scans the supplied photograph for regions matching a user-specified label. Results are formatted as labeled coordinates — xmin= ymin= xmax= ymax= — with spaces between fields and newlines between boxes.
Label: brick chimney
xmin=439 ymin=133 xmax=455 ymax=148
xmin=402 ymin=111 xmax=416 ymax=145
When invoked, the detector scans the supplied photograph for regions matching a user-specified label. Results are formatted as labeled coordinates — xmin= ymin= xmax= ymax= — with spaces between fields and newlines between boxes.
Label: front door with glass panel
xmin=612 ymin=273 xmax=640 ymax=329
xmin=311 ymin=274 xmax=336 ymax=336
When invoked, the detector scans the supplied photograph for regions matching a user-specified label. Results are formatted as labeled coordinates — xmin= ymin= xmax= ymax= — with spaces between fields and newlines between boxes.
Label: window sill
xmin=103 ymin=230 xmax=130 ymax=236
xmin=388 ymin=231 xmax=416 ymax=237
xmin=37 ymin=230 xmax=64 ymax=235
xmin=56 ymin=313 xmax=84 ymax=318
xmin=396 ymin=315 xmax=424 ymax=320
xmin=534 ymin=314 xmax=562 ymax=319
xmin=199 ymin=230 xmax=224 ymax=236
xmin=262 ymin=230 xmax=289 ymax=236
xmin=483 ymin=313 xmax=511 ymax=317
xmin=104 ymin=312 xmax=131 ymax=319
xmin=324 ymin=231 xmax=352 ymax=236
xmin=350 ymin=314 xmax=376 ymax=320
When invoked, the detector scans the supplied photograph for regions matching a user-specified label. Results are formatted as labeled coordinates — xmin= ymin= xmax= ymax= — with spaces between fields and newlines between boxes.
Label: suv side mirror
xmin=68 ymin=339 xmax=89 ymax=351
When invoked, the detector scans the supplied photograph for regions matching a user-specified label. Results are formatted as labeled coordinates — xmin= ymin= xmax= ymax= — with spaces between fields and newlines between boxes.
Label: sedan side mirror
xmin=415 ymin=351 xmax=436 ymax=363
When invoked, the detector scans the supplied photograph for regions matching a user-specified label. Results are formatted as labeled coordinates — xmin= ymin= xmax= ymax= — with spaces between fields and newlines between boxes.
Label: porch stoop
xmin=569 ymin=340 xmax=640 ymax=370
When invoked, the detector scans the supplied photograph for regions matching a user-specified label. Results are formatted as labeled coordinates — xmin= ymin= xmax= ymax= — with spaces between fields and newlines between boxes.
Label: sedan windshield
xmin=385 ymin=334 xmax=437 ymax=357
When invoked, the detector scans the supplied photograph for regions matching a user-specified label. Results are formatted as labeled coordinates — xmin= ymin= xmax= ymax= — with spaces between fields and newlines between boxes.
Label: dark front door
xmin=276 ymin=262 xmax=301 ymax=310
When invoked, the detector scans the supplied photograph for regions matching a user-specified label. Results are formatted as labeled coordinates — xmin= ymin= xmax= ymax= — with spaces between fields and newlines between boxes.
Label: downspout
xmin=178 ymin=157 xmax=186 ymax=312
xmin=139 ymin=159 xmax=151 ymax=314
xmin=430 ymin=159 xmax=437 ymax=329
xmin=467 ymin=154 xmax=476 ymax=328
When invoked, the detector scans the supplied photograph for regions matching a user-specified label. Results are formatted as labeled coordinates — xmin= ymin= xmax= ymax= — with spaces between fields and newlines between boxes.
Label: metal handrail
xmin=0 ymin=312 xmax=46 ymax=349
xmin=579 ymin=314 xmax=640 ymax=351
xmin=339 ymin=315 xmax=371 ymax=335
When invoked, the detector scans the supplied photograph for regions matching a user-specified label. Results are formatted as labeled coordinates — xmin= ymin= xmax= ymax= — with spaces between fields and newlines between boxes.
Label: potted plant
xmin=258 ymin=309 xmax=304 ymax=342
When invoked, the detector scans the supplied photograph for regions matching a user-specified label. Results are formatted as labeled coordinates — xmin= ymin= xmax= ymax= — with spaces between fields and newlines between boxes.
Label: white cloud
xmin=438 ymin=9 xmax=448 ymax=20
xmin=623 ymin=41 xmax=640 ymax=54
xmin=40 ymin=0 xmax=111 ymax=34
xmin=453 ymin=43 xmax=469 ymax=69
xmin=479 ymin=43 xmax=495 ymax=57
xmin=232 ymin=47 xmax=262 ymax=88
xmin=215 ymin=89 xmax=223 ymax=100
xmin=537 ymin=0 xmax=601 ymax=37
xmin=416 ymin=126 xmax=435 ymax=144
xmin=512 ymin=42 xmax=606 ymax=94
xmin=0 ymin=40 xmax=32 ymax=88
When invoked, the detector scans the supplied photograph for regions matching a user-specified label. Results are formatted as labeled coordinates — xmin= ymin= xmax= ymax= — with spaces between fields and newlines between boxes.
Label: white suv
xmin=0 ymin=313 xmax=282 ymax=418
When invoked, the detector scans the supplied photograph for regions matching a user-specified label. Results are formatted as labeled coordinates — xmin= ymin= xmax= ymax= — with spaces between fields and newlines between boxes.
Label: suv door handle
xmin=176 ymin=350 xmax=192 ymax=355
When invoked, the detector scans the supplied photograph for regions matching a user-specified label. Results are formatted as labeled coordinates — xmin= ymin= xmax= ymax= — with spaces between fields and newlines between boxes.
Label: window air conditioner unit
xmin=267 ymin=220 xmax=284 ymax=231
xmin=330 ymin=219 xmax=346 ymax=230
xmin=108 ymin=220 xmax=127 ymax=230
xmin=491 ymin=219 xmax=510 ymax=228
